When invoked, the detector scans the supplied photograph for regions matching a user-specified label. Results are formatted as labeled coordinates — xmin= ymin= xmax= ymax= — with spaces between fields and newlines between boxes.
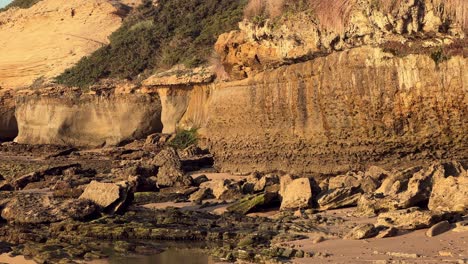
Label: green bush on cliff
xmin=0 ymin=0 xmax=42 ymax=12
xmin=56 ymin=0 xmax=248 ymax=88
xmin=168 ymin=128 xmax=198 ymax=149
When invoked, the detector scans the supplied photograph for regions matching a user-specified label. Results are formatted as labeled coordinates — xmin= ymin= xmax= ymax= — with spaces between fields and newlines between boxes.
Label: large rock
xmin=345 ymin=224 xmax=378 ymax=240
xmin=280 ymin=178 xmax=313 ymax=210
xmin=1 ymin=193 xmax=97 ymax=224
xmin=317 ymin=187 xmax=361 ymax=210
xmin=79 ymin=181 xmax=131 ymax=213
xmin=200 ymin=179 xmax=242 ymax=200
xmin=14 ymin=87 xmax=162 ymax=147
xmin=428 ymin=162 xmax=467 ymax=213
xmin=227 ymin=192 xmax=278 ymax=215
xmin=377 ymin=207 xmax=443 ymax=230
xmin=153 ymin=148 xmax=193 ymax=188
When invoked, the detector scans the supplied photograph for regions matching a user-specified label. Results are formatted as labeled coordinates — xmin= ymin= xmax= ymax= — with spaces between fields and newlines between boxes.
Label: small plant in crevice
xmin=168 ymin=128 xmax=199 ymax=150
xmin=430 ymin=49 xmax=449 ymax=67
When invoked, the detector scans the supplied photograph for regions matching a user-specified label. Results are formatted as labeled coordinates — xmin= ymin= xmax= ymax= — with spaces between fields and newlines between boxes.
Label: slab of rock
xmin=153 ymin=148 xmax=193 ymax=187
xmin=428 ymin=161 xmax=467 ymax=213
xmin=200 ymin=179 xmax=242 ymax=200
xmin=1 ymin=193 xmax=97 ymax=224
xmin=254 ymin=174 xmax=279 ymax=192
xmin=189 ymin=188 xmax=213 ymax=202
xmin=280 ymin=178 xmax=312 ymax=210
xmin=227 ymin=192 xmax=277 ymax=215
xmin=345 ymin=224 xmax=378 ymax=240
xmin=377 ymin=207 xmax=442 ymax=230
xmin=317 ymin=187 xmax=361 ymax=210
xmin=426 ymin=221 xmax=452 ymax=237
xmin=79 ymin=181 xmax=131 ymax=213
xmin=375 ymin=166 xmax=422 ymax=196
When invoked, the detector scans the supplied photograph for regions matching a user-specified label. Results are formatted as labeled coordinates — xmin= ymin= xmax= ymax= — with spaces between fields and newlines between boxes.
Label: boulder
xmin=227 ymin=192 xmax=278 ymax=215
xmin=365 ymin=166 xmax=391 ymax=182
xmin=428 ymin=162 xmax=467 ymax=213
xmin=426 ymin=221 xmax=452 ymax=237
xmin=317 ymin=187 xmax=361 ymax=210
xmin=328 ymin=173 xmax=361 ymax=190
xmin=279 ymin=174 xmax=294 ymax=198
xmin=1 ymin=193 xmax=98 ymax=224
xmin=375 ymin=166 xmax=422 ymax=196
xmin=153 ymin=148 xmax=193 ymax=187
xmin=79 ymin=181 xmax=131 ymax=213
xmin=452 ymin=220 xmax=468 ymax=233
xmin=376 ymin=227 xmax=399 ymax=238
xmin=200 ymin=179 xmax=242 ymax=200
xmin=189 ymin=188 xmax=213 ymax=202
xmin=280 ymin=178 xmax=313 ymax=211
xmin=254 ymin=174 xmax=279 ymax=192
xmin=377 ymin=207 xmax=443 ymax=230
xmin=345 ymin=224 xmax=378 ymax=240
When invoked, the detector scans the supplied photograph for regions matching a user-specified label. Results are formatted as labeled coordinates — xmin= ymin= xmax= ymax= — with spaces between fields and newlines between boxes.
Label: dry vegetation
xmin=243 ymin=0 xmax=467 ymax=33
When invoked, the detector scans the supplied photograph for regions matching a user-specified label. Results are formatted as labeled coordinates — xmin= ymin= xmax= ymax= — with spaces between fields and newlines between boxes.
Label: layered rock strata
xmin=148 ymin=46 xmax=467 ymax=175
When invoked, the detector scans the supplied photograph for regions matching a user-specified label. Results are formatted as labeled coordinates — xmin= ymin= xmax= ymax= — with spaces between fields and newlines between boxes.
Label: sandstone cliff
xmin=14 ymin=86 xmax=162 ymax=147
xmin=149 ymin=46 xmax=467 ymax=175
xmin=0 ymin=0 xmax=129 ymax=90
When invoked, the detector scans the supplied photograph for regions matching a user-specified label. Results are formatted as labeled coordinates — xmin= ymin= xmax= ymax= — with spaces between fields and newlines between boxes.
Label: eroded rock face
xmin=14 ymin=87 xmax=163 ymax=147
xmin=428 ymin=162 xmax=468 ymax=213
xmin=215 ymin=0 xmax=466 ymax=79
xmin=172 ymin=47 xmax=467 ymax=175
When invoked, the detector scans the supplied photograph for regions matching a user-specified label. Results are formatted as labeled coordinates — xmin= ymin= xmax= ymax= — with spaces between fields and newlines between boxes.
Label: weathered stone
xmin=375 ymin=166 xmax=422 ymax=196
xmin=426 ymin=221 xmax=452 ymax=237
xmin=345 ymin=224 xmax=378 ymax=240
xmin=328 ymin=173 xmax=361 ymax=190
xmin=377 ymin=207 xmax=442 ymax=230
xmin=317 ymin=187 xmax=361 ymax=210
xmin=428 ymin=162 xmax=467 ymax=213
xmin=200 ymin=179 xmax=242 ymax=200
xmin=153 ymin=148 xmax=193 ymax=187
xmin=280 ymin=178 xmax=312 ymax=211
xmin=365 ymin=166 xmax=391 ymax=182
xmin=376 ymin=227 xmax=399 ymax=238
xmin=227 ymin=192 xmax=277 ymax=215
xmin=79 ymin=181 xmax=131 ymax=213
xmin=189 ymin=188 xmax=213 ymax=202
xmin=1 ymin=193 xmax=98 ymax=224
xmin=254 ymin=174 xmax=279 ymax=192
xmin=279 ymin=174 xmax=294 ymax=198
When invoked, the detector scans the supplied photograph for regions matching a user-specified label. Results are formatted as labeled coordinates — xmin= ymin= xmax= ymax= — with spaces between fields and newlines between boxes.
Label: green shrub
xmin=0 ymin=0 xmax=42 ymax=12
xmin=56 ymin=0 xmax=248 ymax=88
xmin=168 ymin=128 xmax=198 ymax=150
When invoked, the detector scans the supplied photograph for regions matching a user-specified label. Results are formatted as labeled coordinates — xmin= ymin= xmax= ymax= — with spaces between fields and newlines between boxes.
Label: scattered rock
xmin=313 ymin=236 xmax=325 ymax=244
xmin=280 ymin=178 xmax=312 ymax=211
xmin=79 ymin=181 xmax=131 ymax=213
xmin=428 ymin=162 xmax=467 ymax=213
xmin=317 ymin=187 xmax=361 ymax=210
xmin=377 ymin=207 xmax=442 ymax=230
xmin=227 ymin=192 xmax=277 ymax=215
xmin=201 ymin=179 xmax=242 ymax=200
xmin=385 ymin=252 xmax=420 ymax=258
xmin=426 ymin=221 xmax=452 ymax=237
xmin=254 ymin=174 xmax=279 ymax=192
xmin=189 ymin=188 xmax=213 ymax=202
xmin=153 ymin=148 xmax=193 ymax=187
xmin=345 ymin=224 xmax=378 ymax=240
xmin=376 ymin=227 xmax=398 ymax=238
xmin=1 ymin=193 xmax=98 ymax=224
